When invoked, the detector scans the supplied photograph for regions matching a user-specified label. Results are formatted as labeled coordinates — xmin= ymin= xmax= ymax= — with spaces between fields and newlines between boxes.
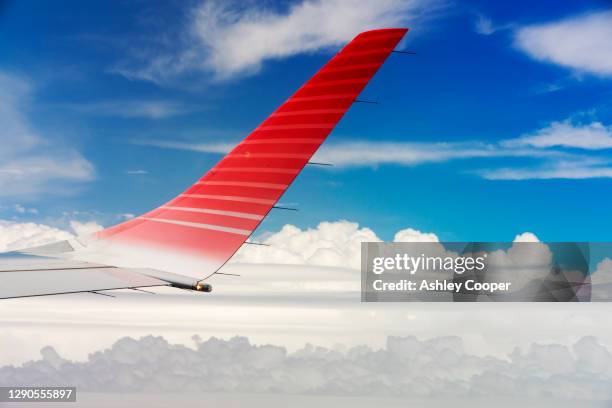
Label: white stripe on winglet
xmin=162 ymin=205 xmax=264 ymax=220
xmin=197 ymin=181 xmax=288 ymax=189
xmin=240 ymin=138 xmax=324 ymax=143
xmin=212 ymin=167 xmax=300 ymax=175
xmin=179 ymin=194 xmax=275 ymax=205
xmin=140 ymin=217 xmax=251 ymax=236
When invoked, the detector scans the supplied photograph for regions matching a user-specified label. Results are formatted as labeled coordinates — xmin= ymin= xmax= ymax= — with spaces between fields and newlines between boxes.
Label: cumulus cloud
xmin=1 ymin=334 xmax=611 ymax=401
xmin=506 ymin=120 xmax=612 ymax=150
xmin=0 ymin=220 xmax=74 ymax=252
xmin=514 ymin=10 xmax=612 ymax=77
xmin=0 ymin=72 xmax=94 ymax=198
xmin=0 ymin=219 xmax=105 ymax=252
xmin=394 ymin=227 xmax=439 ymax=242
xmin=590 ymin=258 xmax=612 ymax=301
xmin=231 ymin=220 xmax=439 ymax=270
xmin=3 ymin=217 xmax=541 ymax=267
xmin=484 ymin=241 xmax=554 ymax=292
xmin=115 ymin=0 xmax=441 ymax=83
xmin=230 ymin=222 xmax=588 ymax=298
xmin=513 ymin=232 xmax=540 ymax=242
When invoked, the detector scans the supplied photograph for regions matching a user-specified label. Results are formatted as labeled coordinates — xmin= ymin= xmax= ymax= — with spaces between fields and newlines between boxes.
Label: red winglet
xmin=94 ymin=28 xmax=409 ymax=278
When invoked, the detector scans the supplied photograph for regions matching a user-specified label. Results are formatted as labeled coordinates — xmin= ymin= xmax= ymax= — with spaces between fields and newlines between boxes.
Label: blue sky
xmin=1 ymin=0 xmax=612 ymax=241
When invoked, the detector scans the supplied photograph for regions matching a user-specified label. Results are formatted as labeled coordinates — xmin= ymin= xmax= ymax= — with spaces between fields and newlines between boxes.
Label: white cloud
xmin=313 ymin=141 xmax=562 ymax=167
xmin=394 ymin=227 xmax=439 ymax=242
xmin=2 ymin=334 xmax=612 ymax=402
xmin=589 ymin=258 xmax=612 ymax=301
xmin=115 ymin=0 xmax=441 ymax=83
xmin=64 ymin=100 xmax=200 ymax=119
xmin=230 ymin=223 xmax=575 ymax=298
xmin=483 ymin=119 xmax=612 ymax=179
xmin=137 ymin=137 xmax=565 ymax=167
xmin=231 ymin=220 xmax=554 ymax=295
xmin=0 ymin=72 xmax=94 ymax=198
xmin=133 ymin=130 xmax=612 ymax=180
xmin=125 ymin=169 xmax=149 ymax=175
xmin=473 ymin=14 xmax=513 ymax=36
xmin=0 ymin=220 xmax=74 ymax=252
xmin=485 ymin=239 xmax=553 ymax=291
xmin=232 ymin=221 xmax=383 ymax=270
xmin=3 ymin=219 xmax=430 ymax=264
xmin=0 ymin=219 xmax=103 ymax=252
xmin=514 ymin=10 xmax=612 ymax=77
xmin=132 ymin=138 xmax=234 ymax=154
xmin=1 ymin=217 xmax=546 ymax=296
xmin=474 ymin=14 xmax=496 ymax=35
xmin=11 ymin=204 xmax=38 ymax=215
xmin=478 ymin=159 xmax=612 ymax=180
xmin=506 ymin=120 xmax=612 ymax=150
xmin=69 ymin=220 xmax=104 ymax=237
xmin=513 ymin=232 xmax=540 ymax=242
xmin=232 ymin=220 xmax=443 ymax=270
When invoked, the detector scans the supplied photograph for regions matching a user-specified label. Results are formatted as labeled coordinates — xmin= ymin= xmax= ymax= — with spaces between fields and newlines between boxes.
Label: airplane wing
xmin=0 ymin=28 xmax=408 ymax=299
xmin=0 ymin=252 xmax=169 ymax=299
xmin=0 ymin=241 xmax=208 ymax=299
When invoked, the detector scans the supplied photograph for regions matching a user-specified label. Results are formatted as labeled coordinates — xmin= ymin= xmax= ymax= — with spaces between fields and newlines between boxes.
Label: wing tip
xmin=356 ymin=27 xmax=409 ymax=38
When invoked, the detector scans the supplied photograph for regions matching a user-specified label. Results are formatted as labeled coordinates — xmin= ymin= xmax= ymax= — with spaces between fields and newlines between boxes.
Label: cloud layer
xmin=514 ymin=10 xmax=612 ymax=77
xmin=1 ymin=334 xmax=611 ymax=401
